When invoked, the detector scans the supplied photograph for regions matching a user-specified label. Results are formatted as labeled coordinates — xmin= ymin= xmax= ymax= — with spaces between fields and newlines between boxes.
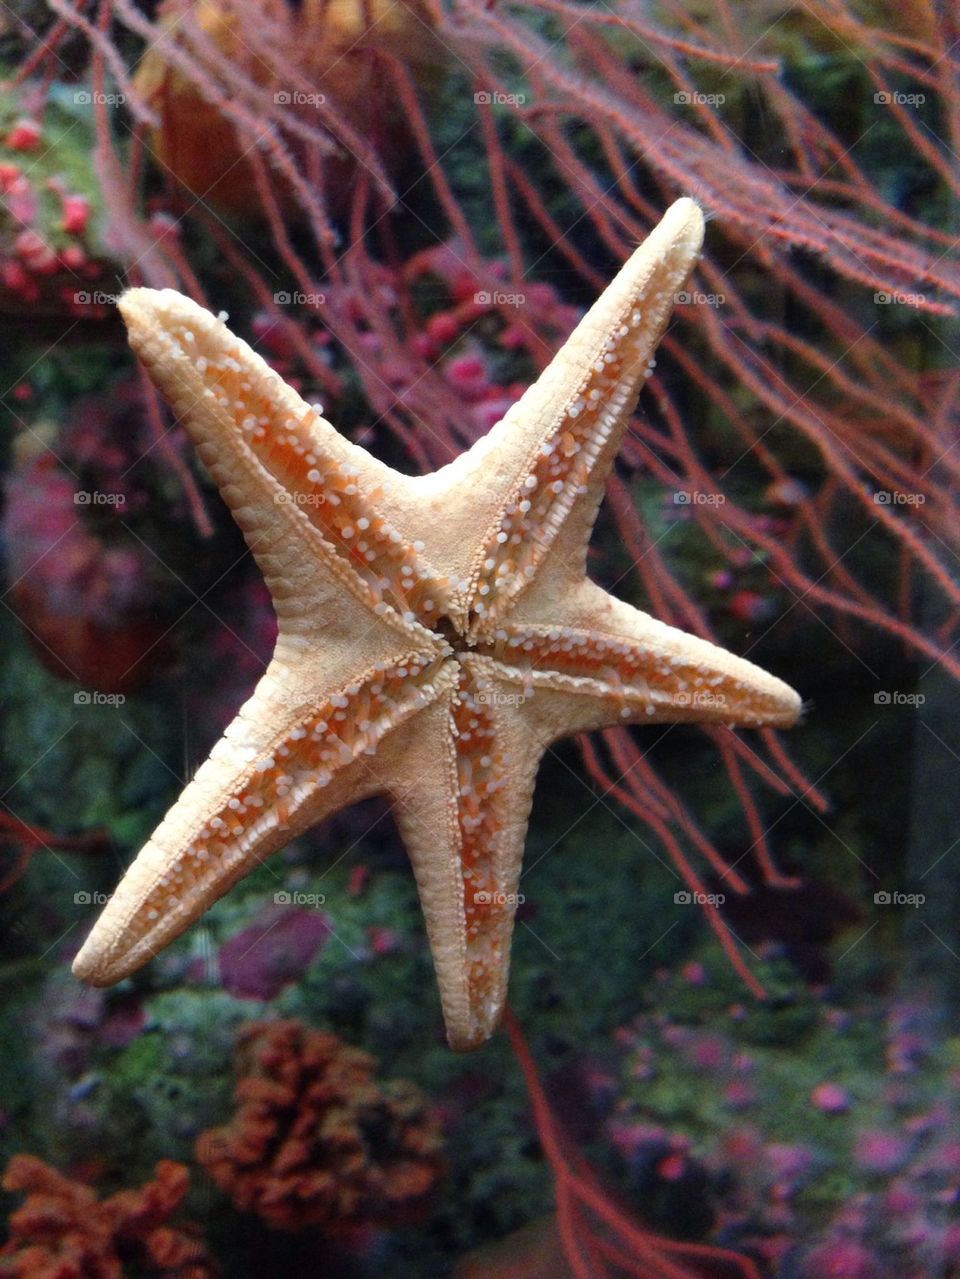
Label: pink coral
xmin=801 ymin=1239 xmax=879 ymax=1279
xmin=811 ymin=1083 xmax=852 ymax=1114
xmin=854 ymin=1131 xmax=909 ymax=1174
xmin=5 ymin=119 xmax=41 ymax=151
xmin=3 ymin=450 xmax=158 ymax=692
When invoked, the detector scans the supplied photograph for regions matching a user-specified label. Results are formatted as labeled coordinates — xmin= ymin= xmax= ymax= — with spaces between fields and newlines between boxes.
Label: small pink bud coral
xmin=1 ymin=261 xmax=38 ymax=301
xmin=690 ymin=1034 xmax=725 ymax=1069
xmin=61 ymin=194 xmax=91 ymax=235
xmin=729 ymin=589 xmax=776 ymax=625
xmin=60 ymin=244 xmax=87 ymax=270
xmin=368 ymin=925 xmax=400 ymax=955
xmin=724 ymin=1080 xmax=756 ymax=1109
xmin=5 ymin=119 xmax=41 ymax=150
xmin=445 ymin=353 xmax=490 ymax=400
xmin=854 ymin=1129 xmax=908 ymax=1172
xmin=811 ymin=1082 xmax=851 ymax=1113
xmin=426 ymin=310 xmax=460 ymax=345
xmin=14 ymin=229 xmax=57 ymax=274
xmin=802 ymin=1239 xmax=878 ymax=1278
xmin=656 ymin=1152 xmax=686 ymax=1181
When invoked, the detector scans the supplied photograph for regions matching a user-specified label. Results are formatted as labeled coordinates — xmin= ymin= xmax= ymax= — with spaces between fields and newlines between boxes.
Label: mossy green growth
xmin=0 ymin=989 xmax=40 ymax=1166
xmin=659 ymin=955 xmax=819 ymax=1048
xmin=0 ymin=612 xmax=177 ymax=847
xmin=99 ymin=990 xmax=250 ymax=1166
xmin=507 ymin=743 xmax=697 ymax=1047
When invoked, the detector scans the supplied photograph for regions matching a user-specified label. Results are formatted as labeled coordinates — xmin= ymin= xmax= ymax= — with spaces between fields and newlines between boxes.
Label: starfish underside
xmin=73 ymin=200 xmax=800 ymax=1050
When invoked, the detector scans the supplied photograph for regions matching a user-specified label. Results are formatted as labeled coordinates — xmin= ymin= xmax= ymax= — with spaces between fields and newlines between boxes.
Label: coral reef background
xmin=0 ymin=0 xmax=957 ymax=1274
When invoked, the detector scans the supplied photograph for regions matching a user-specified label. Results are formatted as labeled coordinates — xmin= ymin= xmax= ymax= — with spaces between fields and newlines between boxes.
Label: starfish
xmin=73 ymin=199 xmax=800 ymax=1050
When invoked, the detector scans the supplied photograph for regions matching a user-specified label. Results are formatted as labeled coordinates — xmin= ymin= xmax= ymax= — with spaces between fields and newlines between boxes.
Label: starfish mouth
xmin=433 ymin=615 xmax=463 ymax=647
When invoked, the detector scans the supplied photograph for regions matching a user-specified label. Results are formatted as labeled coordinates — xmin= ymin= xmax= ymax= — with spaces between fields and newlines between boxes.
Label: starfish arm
xmin=72 ymin=656 xmax=459 ymax=985
xmin=407 ymin=199 xmax=703 ymax=635
xmin=481 ymin=580 xmax=801 ymax=729
xmin=378 ymin=658 xmax=548 ymax=1050
xmin=119 ymin=289 xmax=454 ymax=639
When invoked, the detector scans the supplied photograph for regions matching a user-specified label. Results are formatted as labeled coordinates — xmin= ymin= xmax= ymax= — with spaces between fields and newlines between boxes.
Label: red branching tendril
xmin=504 ymin=1008 xmax=762 ymax=1279
xmin=0 ymin=810 xmax=107 ymax=896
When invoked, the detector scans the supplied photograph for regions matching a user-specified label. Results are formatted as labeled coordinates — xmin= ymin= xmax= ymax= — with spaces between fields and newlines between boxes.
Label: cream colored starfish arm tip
xmin=72 ymin=198 xmax=801 ymax=1051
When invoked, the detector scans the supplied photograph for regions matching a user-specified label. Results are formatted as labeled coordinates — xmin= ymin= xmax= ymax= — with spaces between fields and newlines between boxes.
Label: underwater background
xmin=0 ymin=2 xmax=958 ymax=1276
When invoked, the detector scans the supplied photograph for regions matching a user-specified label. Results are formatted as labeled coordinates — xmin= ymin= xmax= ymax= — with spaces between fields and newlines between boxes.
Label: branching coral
xmin=504 ymin=1009 xmax=761 ymax=1279
xmin=0 ymin=810 xmax=104 ymax=899
xmin=0 ymin=1155 xmax=217 ymax=1278
xmin=195 ymin=1020 xmax=446 ymax=1232
xmin=11 ymin=0 xmax=958 ymax=985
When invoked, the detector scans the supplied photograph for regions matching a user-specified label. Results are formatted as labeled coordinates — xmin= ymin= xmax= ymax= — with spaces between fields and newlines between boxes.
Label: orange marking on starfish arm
xmin=73 ymin=655 xmax=452 ymax=985
xmin=451 ymin=667 xmax=517 ymax=1035
xmin=123 ymin=290 xmax=452 ymax=630
xmin=178 ymin=319 xmax=452 ymax=626
xmin=468 ymin=364 xmax=632 ymax=625
xmin=467 ymin=203 xmax=705 ymax=633
xmin=481 ymin=622 xmax=800 ymax=728
xmin=254 ymin=415 xmax=453 ymax=626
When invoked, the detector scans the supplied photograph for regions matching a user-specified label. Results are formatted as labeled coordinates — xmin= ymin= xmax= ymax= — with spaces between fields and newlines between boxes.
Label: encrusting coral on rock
xmin=0 ymin=1155 xmax=218 ymax=1278
xmin=195 ymin=1020 xmax=446 ymax=1233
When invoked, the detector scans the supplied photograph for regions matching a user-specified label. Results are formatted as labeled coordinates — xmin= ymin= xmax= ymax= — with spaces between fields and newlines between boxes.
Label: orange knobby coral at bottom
xmin=0 ymin=1155 xmax=218 ymax=1279
xmin=195 ymin=1020 xmax=446 ymax=1233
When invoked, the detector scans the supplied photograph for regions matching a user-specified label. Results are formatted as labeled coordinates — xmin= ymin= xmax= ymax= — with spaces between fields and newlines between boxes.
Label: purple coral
xmin=800 ymin=1239 xmax=879 ymax=1279
xmin=212 ymin=904 xmax=331 ymax=1000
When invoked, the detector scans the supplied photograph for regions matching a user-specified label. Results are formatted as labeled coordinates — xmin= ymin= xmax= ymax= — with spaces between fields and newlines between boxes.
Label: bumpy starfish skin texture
xmin=73 ymin=199 xmax=800 ymax=1050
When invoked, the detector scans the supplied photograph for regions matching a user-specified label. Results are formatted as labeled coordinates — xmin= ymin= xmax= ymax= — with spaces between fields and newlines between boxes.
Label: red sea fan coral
xmin=194 ymin=1020 xmax=446 ymax=1233
xmin=0 ymin=1155 xmax=218 ymax=1278
xmin=13 ymin=0 xmax=959 ymax=981
xmin=504 ymin=1010 xmax=761 ymax=1279
xmin=0 ymin=811 xmax=105 ymax=900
